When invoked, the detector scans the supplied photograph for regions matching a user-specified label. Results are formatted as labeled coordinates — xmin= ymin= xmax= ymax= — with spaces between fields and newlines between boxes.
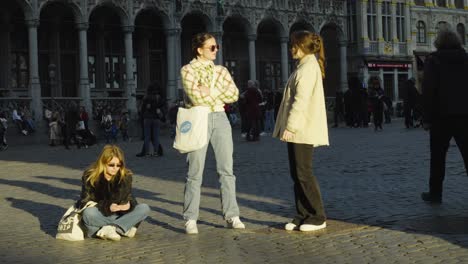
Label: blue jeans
xmin=82 ymin=204 xmax=150 ymax=237
xmin=143 ymin=118 xmax=160 ymax=154
xmin=264 ymin=109 xmax=275 ymax=133
xmin=183 ymin=112 xmax=240 ymax=220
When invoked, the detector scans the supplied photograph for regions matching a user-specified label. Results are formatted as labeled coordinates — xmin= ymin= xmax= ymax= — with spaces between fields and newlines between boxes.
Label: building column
xmin=391 ymin=0 xmax=398 ymax=54
xmin=77 ymin=23 xmax=91 ymax=112
xmin=361 ymin=0 xmax=370 ymax=53
xmin=448 ymin=0 xmax=455 ymax=8
xmin=0 ymin=14 xmax=11 ymax=90
xmin=213 ymin=31 xmax=223 ymax=66
xmin=424 ymin=0 xmax=434 ymax=7
xmin=173 ymin=28 xmax=183 ymax=98
xmin=377 ymin=0 xmax=384 ymax=53
xmin=405 ymin=1 xmax=412 ymax=55
xmin=123 ymin=26 xmax=137 ymax=118
xmin=280 ymin=36 xmax=289 ymax=88
xmin=465 ymin=0 xmax=468 ymax=10
xmin=26 ymin=19 xmax=42 ymax=122
xmin=393 ymin=68 xmax=398 ymax=102
xmin=339 ymin=41 xmax=348 ymax=92
xmin=248 ymin=34 xmax=257 ymax=81
xmin=165 ymin=28 xmax=177 ymax=102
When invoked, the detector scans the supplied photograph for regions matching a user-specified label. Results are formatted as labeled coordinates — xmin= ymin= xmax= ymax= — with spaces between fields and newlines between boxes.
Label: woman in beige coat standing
xmin=273 ymin=30 xmax=329 ymax=232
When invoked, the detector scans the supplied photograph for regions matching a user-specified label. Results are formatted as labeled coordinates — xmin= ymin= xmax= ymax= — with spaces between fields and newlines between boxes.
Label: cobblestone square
xmin=1 ymin=122 xmax=468 ymax=264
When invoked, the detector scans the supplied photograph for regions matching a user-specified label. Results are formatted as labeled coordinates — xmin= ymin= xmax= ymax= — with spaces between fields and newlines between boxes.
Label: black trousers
xmin=429 ymin=117 xmax=468 ymax=196
xmin=287 ymin=143 xmax=326 ymax=225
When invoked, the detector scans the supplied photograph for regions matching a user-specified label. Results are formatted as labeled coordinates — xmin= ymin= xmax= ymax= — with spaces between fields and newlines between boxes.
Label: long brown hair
xmin=191 ymin=32 xmax=215 ymax=58
xmin=83 ymin=144 xmax=132 ymax=187
xmin=290 ymin=30 xmax=326 ymax=79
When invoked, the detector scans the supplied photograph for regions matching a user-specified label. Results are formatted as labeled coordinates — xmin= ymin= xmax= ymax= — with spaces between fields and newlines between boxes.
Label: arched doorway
xmin=223 ymin=16 xmax=249 ymax=89
xmin=320 ymin=24 xmax=341 ymax=97
xmin=257 ymin=19 xmax=282 ymax=91
xmin=38 ymin=1 xmax=78 ymax=97
xmin=180 ymin=13 xmax=209 ymax=65
xmin=0 ymin=1 xmax=28 ymax=96
xmin=134 ymin=9 xmax=167 ymax=96
xmin=88 ymin=6 xmax=125 ymax=97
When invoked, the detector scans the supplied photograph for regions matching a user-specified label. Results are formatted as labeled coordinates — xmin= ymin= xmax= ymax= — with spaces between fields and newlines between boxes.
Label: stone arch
xmin=88 ymin=0 xmax=129 ymax=26
xmin=38 ymin=0 xmax=84 ymax=24
xmin=223 ymin=14 xmax=253 ymax=35
xmin=180 ymin=10 xmax=214 ymax=32
xmin=180 ymin=12 xmax=213 ymax=64
xmin=133 ymin=6 xmax=171 ymax=29
xmin=13 ymin=0 xmax=33 ymax=20
xmin=319 ymin=21 xmax=346 ymax=42
xmin=256 ymin=16 xmax=287 ymax=38
xmin=289 ymin=19 xmax=315 ymax=35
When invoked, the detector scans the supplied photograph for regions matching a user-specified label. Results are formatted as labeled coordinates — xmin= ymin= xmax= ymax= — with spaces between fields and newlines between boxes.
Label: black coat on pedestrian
xmin=77 ymin=173 xmax=138 ymax=217
xmin=422 ymin=48 xmax=468 ymax=123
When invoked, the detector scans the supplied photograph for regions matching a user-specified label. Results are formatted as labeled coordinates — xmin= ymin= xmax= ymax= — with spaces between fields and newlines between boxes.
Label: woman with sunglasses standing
xmin=180 ymin=32 xmax=245 ymax=234
xmin=273 ymin=31 xmax=329 ymax=232
xmin=78 ymin=145 xmax=150 ymax=241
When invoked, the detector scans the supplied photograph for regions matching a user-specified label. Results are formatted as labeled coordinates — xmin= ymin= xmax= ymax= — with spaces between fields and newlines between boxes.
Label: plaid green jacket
xmin=181 ymin=59 xmax=239 ymax=112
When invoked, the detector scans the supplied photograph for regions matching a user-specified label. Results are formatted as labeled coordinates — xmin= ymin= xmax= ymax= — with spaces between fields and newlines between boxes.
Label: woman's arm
xmin=217 ymin=67 xmax=239 ymax=104
xmin=181 ymin=66 xmax=216 ymax=106
xmin=285 ymin=64 xmax=316 ymax=133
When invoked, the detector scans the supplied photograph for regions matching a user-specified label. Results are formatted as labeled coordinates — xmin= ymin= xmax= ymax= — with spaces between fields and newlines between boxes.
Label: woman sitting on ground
xmin=78 ymin=145 xmax=150 ymax=241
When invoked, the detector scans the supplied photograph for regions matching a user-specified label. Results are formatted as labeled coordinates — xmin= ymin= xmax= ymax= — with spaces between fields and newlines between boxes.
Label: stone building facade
xmin=0 ymin=0 xmax=347 ymax=122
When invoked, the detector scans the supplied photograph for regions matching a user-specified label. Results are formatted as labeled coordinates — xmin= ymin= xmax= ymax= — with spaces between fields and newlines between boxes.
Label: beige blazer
xmin=272 ymin=54 xmax=329 ymax=146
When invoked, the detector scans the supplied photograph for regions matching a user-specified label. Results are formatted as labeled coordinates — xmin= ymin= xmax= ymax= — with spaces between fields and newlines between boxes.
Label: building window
xmin=436 ymin=0 xmax=447 ymax=7
xmin=457 ymin=23 xmax=466 ymax=45
xmin=436 ymin=21 xmax=449 ymax=33
xmin=382 ymin=1 xmax=392 ymax=41
xmin=414 ymin=0 xmax=425 ymax=5
xmin=88 ymin=56 xmax=96 ymax=89
xmin=367 ymin=0 xmax=377 ymax=41
xmin=347 ymin=0 xmax=358 ymax=42
xmin=455 ymin=0 xmax=464 ymax=8
xmin=396 ymin=3 xmax=405 ymax=42
xmin=10 ymin=53 xmax=29 ymax=89
xmin=417 ymin=21 xmax=426 ymax=43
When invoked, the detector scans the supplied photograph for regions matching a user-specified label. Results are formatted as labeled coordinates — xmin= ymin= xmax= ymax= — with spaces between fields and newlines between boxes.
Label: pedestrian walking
xmin=273 ymin=30 xmax=329 ymax=232
xmin=403 ymin=78 xmax=418 ymax=128
xmin=136 ymin=82 xmax=165 ymax=157
xmin=180 ymin=32 xmax=245 ymax=234
xmin=421 ymin=28 xmax=468 ymax=204
xmin=78 ymin=145 xmax=150 ymax=241
xmin=245 ymin=80 xmax=262 ymax=141
xmin=368 ymin=76 xmax=384 ymax=131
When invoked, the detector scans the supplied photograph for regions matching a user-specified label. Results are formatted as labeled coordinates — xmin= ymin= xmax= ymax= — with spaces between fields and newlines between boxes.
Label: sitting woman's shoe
xmin=299 ymin=222 xmax=326 ymax=232
xmin=284 ymin=223 xmax=297 ymax=231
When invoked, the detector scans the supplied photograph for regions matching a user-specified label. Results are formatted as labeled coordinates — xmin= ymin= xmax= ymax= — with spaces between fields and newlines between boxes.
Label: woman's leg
xmin=183 ymin=115 xmax=212 ymax=221
xmin=210 ymin=112 xmax=240 ymax=220
xmin=114 ymin=204 xmax=150 ymax=233
xmin=287 ymin=143 xmax=305 ymax=226
xmin=81 ymin=207 xmax=117 ymax=237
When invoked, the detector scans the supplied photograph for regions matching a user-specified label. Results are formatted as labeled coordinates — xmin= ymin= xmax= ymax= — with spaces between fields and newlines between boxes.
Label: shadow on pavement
xmin=5 ymin=197 xmax=63 ymax=237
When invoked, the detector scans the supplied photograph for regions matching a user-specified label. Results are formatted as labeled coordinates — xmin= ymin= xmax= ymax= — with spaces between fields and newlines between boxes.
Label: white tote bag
xmin=173 ymin=106 xmax=210 ymax=153
xmin=56 ymin=201 xmax=97 ymax=241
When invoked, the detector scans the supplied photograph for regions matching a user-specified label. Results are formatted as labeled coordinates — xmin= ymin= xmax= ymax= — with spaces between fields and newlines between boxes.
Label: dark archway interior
xmin=223 ymin=16 xmax=249 ymax=89
xmin=321 ymin=25 xmax=341 ymax=97
xmin=181 ymin=13 xmax=207 ymax=64
xmin=257 ymin=20 xmax=282 ymax=91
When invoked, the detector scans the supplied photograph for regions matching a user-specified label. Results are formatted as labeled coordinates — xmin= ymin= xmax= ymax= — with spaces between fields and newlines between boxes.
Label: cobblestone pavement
xmin=2 ymin=120 xmax=468 ymax=264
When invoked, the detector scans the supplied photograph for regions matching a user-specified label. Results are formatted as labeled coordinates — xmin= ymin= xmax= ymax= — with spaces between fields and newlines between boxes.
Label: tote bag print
xmin=173 ymin=106 xmax=210 ymax=153
xmin=56 ymin=201 xmax=97 ymax=241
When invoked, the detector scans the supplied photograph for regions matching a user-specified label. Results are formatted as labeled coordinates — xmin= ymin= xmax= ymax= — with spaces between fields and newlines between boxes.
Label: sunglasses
xmin=204 ymin=44 xmax=219 ymax=52
xmin=107 ymin=163 xmax=122 ymax=168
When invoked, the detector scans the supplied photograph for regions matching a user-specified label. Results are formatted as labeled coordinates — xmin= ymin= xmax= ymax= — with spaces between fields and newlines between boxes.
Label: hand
xmin=110 ymin=203 xmax=120 ymax=213
xmin=119 ymin=202 xmax=131 ymax=211
xmin=281 ymin=129 xmax=295 ymax=141
xmin=198 ymin=85 xmax=210 ymax=96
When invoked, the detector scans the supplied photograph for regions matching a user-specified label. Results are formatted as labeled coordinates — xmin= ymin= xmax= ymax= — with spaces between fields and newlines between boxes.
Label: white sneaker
xmin=227 ymin=216 xmax=245 ymax=229
xmin=185 ymin=220 xmax=198 ymax=234
xmin=123 ymin=227 xmax=138 ymax=238
xmin=96 ymin=225 xmax=121 ymax=241
xmin=259 ymin=132 xmax=267 ymax=136
xmin=299 ymin=222 xmax=326 ymax=232
xmin=241 ymin=133 xmax=247 ymax=138
xmin=284 ymin=223 xmax=297 ymax=231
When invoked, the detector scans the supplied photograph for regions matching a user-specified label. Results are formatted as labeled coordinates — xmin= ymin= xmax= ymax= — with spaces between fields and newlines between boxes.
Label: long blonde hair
xmin=290 ymin=30 xmax=326 ymax=79
xmin=84 ymin=144 xmax=132 ymax=187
